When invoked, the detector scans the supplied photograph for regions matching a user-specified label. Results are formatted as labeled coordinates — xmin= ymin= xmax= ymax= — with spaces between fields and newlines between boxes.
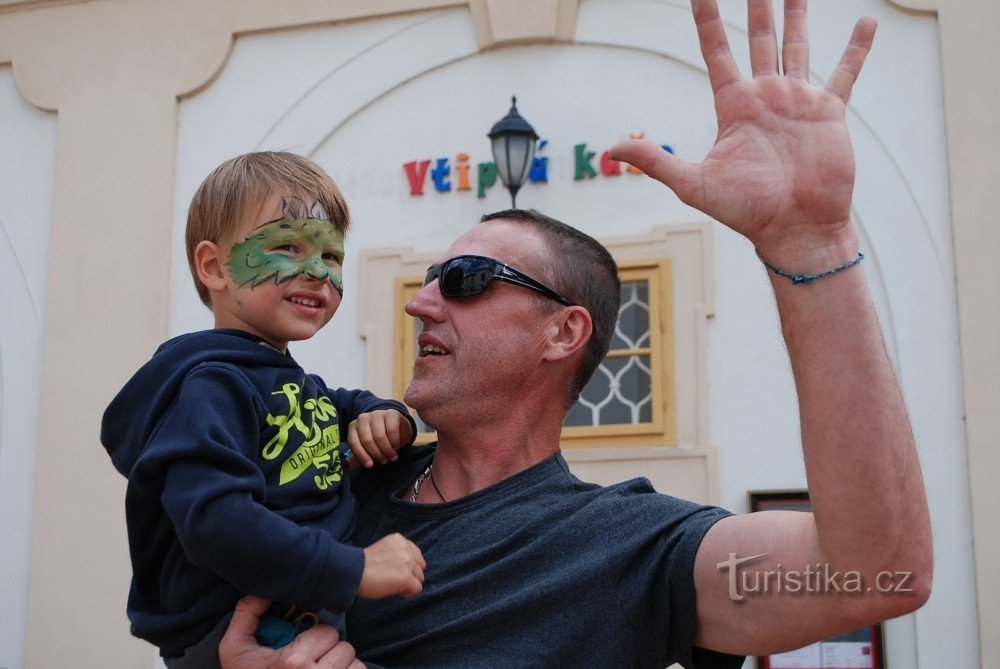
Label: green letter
xmin=574 ymin=143 xmax=597 ymax=180
xmin=477 ymin=162 xmax=497 ymax=198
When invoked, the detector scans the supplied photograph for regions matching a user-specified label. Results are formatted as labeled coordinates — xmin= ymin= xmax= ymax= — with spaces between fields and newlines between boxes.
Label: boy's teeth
xmin=290 ymin=297 xmax=320 ymax=307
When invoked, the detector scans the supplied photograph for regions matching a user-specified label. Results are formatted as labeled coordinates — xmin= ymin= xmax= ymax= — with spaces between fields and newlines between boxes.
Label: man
xmin=220 ymin=0 xmax=932 ymax=666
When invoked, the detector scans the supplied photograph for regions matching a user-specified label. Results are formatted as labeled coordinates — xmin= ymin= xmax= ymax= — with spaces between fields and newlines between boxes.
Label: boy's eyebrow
xmin=251 ymin=215 xmax=338 ymax=232
xmin=253 ymin=216 xmax=286 ymax=231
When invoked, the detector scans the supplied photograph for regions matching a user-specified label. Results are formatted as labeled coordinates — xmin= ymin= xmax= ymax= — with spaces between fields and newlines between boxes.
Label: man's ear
xmin=194 ymin=240 xmax=228 ymax=294
xmin=542 ymin=306 xmax=593 ymax=363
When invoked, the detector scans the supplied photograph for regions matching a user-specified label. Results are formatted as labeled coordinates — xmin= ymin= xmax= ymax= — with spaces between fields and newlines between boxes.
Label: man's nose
xmin=405 ymin=280 xmax=445 ymax=321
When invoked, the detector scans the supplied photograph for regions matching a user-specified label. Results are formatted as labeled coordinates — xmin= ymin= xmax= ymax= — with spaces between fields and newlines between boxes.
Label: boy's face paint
xmin=226 ymin=217 xmax=345 ymax=294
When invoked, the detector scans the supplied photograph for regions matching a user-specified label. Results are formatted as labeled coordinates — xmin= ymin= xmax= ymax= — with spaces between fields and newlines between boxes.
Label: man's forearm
xmin=768 ymin=231 xmax=932 ymax=607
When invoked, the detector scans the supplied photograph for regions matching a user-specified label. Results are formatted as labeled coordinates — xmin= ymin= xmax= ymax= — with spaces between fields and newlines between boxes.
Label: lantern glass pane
xmin=505 ymin=136 xmax=531 ymax=188
xmin=492 ymin=135 xmax=535 ymax=189
xmin=491 ymin=136 xmax=511 ymax=186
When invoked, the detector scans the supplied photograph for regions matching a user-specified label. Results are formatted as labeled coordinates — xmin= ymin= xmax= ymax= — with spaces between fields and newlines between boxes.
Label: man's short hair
xmin=185 ymin=151 xmax=350 ymax=308
xmin=480 ymin=209 xmax=620 ymax=406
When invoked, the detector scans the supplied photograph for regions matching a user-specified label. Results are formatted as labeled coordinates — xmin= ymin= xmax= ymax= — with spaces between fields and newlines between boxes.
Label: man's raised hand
xmin=610 ymin=0 xmax=876 ymax=269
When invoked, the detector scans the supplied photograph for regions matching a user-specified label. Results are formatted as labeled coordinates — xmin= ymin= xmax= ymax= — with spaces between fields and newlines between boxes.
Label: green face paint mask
xmin=226 ymin=210 xmax=345 ymax=294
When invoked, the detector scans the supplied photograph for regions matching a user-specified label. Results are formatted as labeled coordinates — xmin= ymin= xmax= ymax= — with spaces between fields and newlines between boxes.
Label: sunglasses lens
xmin=438 ymin=263 xmax=463 ymax=296
xmin=436 ymin=257 xmax=492 ymax=298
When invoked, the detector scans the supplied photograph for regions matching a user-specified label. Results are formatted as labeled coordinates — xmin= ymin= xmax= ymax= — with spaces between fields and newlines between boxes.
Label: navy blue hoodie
xmin=101 ymin=329 xmax=414 ymax=654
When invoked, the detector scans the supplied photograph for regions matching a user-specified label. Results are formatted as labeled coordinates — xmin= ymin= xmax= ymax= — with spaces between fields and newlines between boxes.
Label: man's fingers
xmin=225 ymin=596 xmax=269 ymax=639
xmin=314 ymin=635 xmax=362 ymax=669
xmin=609 ymin=139 xmax=699 ymax=206
xmin=283 ymin=624 xmax=344 ymax=666
xmin=691 ymin=0 xmax=741 ymax=93
xmin=219 ymin=596 xmax=270 ymax=668
xmin=781 ymin=0 xmax=809 ymax=79
xmin=747 ymin=0 xmax=778 ymax=77
xmin=825 ymin=16 xmax=876 ymax=102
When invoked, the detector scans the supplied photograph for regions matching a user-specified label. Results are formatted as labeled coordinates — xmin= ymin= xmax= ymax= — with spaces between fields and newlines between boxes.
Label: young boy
xmin=101 ymin=152 xmax=424 ymax=667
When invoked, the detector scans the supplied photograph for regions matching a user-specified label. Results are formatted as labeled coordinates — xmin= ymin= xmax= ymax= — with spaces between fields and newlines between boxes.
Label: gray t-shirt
xmin=349 ymin=446 xmax=744 ymax=669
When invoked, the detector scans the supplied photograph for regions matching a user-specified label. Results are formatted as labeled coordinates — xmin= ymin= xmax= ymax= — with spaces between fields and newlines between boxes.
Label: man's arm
xmin=611 ymin=0 xmax=931 ymax=655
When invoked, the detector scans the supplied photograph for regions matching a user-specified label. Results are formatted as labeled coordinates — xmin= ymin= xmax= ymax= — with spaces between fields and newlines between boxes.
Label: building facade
xmin=0 ymin=0 xmax=996 ymax=667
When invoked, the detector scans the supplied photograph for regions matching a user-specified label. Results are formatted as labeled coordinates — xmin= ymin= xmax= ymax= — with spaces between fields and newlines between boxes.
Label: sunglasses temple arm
xmin=499 ymin=268 xmax=572 ymax=306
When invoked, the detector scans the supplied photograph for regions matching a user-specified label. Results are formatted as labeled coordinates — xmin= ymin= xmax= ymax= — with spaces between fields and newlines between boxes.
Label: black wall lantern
xmin=488 ymin=96 xmax=539 ymax=209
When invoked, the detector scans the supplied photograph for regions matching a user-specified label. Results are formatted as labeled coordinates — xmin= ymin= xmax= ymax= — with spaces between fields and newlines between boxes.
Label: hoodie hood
xmin=101 ymin=328 xmax=297 ymax=477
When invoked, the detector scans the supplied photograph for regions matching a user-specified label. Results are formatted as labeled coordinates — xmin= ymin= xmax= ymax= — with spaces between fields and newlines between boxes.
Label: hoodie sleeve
xmin=317 ymin=378 xmax=417 ymax=448
xmin=141 ymin=363 xmax=364 ymax=612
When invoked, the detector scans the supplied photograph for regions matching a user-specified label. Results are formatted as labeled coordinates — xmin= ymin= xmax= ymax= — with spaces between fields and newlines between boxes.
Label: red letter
xmin=599 ymin=151 xmax=622 ymax=176
xmin=403 ymin=160 xmax=431 ymax=196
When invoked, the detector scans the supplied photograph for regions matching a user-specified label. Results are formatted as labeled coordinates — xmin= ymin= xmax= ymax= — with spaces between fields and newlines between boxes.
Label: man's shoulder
xmin=554 ymin=454 xmax=675 ymax=502
xmin=555 ymin=462 xmax=732 ymax=526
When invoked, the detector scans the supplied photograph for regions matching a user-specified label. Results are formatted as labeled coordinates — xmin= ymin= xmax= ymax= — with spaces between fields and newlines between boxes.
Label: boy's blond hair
xmin=186 ymin=151 xmax=351 ymax=308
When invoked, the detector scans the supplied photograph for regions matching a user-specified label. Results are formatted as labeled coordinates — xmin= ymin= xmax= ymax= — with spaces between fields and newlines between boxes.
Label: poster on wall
xmin=748 ymin=491 xmax=886 ymax=669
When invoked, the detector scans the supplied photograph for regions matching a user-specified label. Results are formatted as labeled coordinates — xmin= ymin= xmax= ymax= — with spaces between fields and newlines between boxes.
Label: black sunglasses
xmin=424 ymin=255 xmax=575 ymax=306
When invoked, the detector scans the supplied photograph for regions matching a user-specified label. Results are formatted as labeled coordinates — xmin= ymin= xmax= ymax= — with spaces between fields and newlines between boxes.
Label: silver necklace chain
xmin=409 ymin=464 xmax=433 ymax=502
xmin=409 ymin=463 xmax=447 ymax=503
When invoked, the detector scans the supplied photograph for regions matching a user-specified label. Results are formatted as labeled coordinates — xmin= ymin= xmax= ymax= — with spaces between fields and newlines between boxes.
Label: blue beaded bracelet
xmin=756 ymin=249 xmax=865 ymax=285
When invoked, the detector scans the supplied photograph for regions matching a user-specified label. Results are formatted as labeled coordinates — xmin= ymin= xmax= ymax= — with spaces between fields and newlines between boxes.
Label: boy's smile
xmin=213 ymin=193 xmax=346 ymax=351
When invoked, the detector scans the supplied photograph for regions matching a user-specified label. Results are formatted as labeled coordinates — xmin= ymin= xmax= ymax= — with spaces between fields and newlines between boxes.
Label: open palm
xmin=611 ymin=0 xmax=875 ymax=257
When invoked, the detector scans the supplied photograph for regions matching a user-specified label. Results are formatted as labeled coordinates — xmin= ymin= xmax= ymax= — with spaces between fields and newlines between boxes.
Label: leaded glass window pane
xmin=565 ymin=279 xmax=653 ymax=428
xmin=610 ymin=282 xmax=650 ymax=349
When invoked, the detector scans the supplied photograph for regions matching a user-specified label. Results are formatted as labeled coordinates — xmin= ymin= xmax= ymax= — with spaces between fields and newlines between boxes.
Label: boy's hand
xmin=347 ymin=409 xmax=414 ymax=468
xmin=357 ymin=533 xmax=426 ymax=599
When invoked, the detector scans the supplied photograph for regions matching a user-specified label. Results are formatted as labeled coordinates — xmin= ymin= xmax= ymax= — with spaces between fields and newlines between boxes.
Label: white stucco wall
xmin=166 ymin=1 xmax=971 ymax=667
xmin=0 ymin=65 xmax=56 ymax=669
